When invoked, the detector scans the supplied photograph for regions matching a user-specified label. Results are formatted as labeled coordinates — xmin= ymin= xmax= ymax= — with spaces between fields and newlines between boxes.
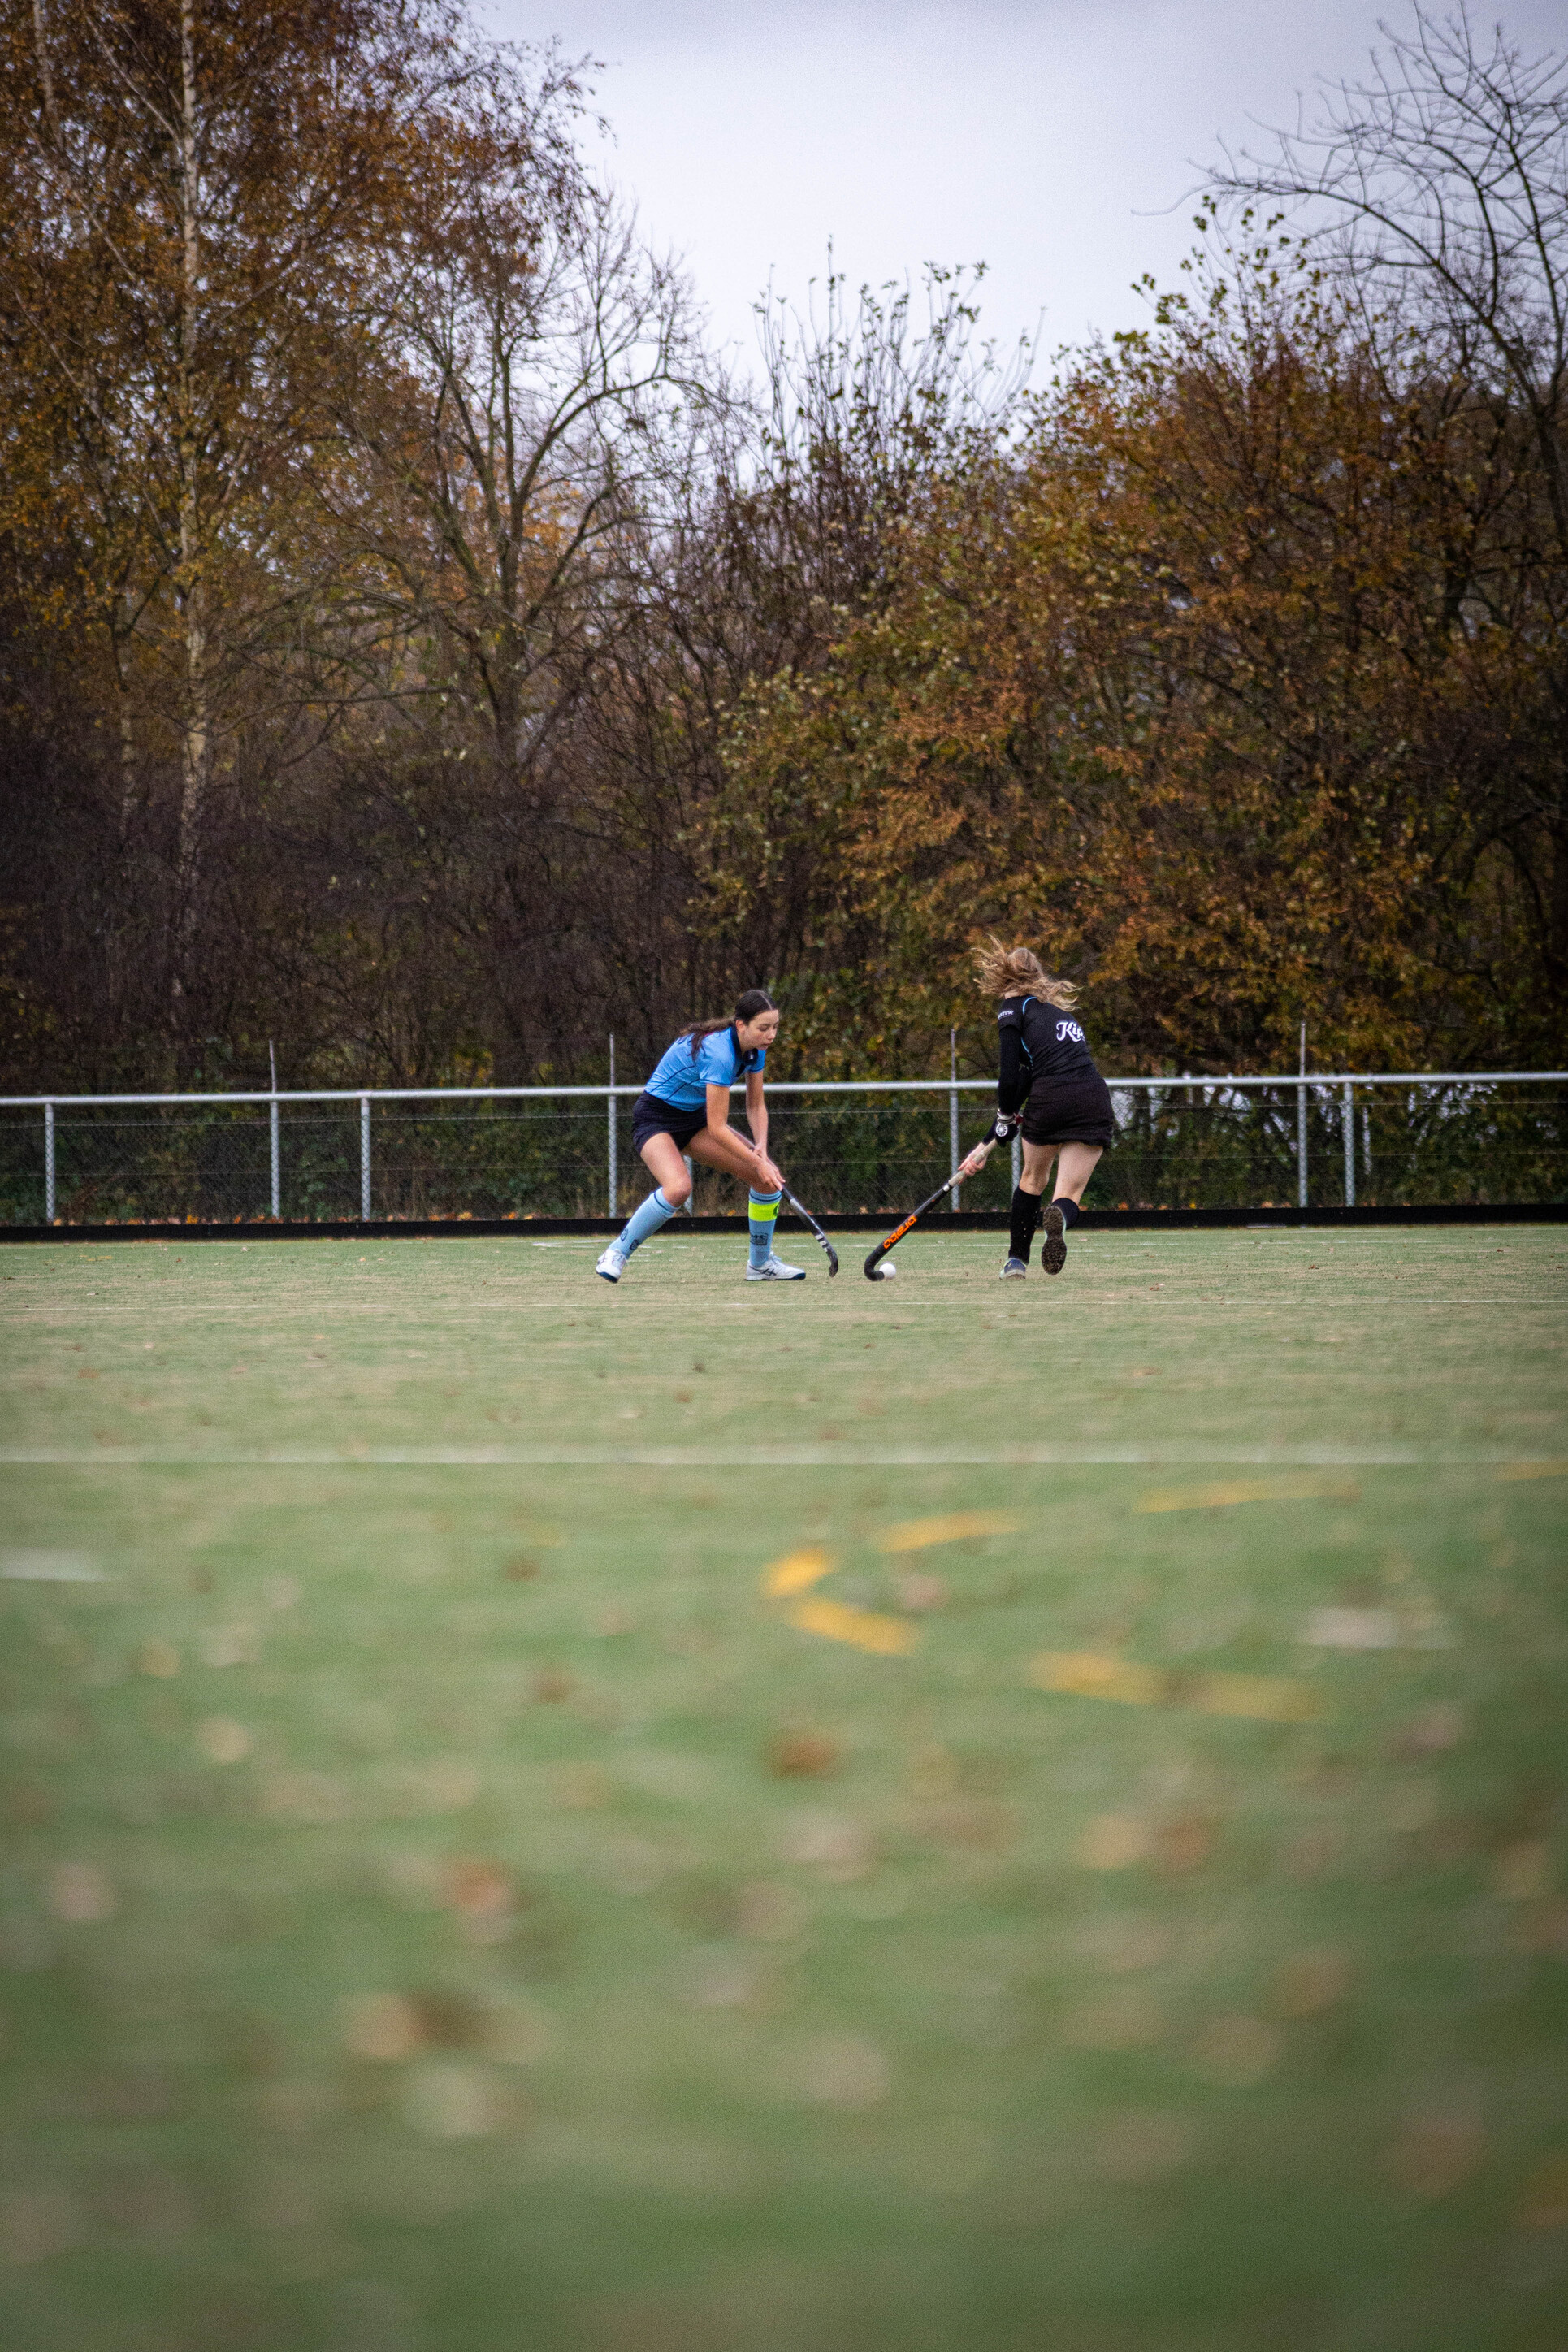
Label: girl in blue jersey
xmin=596 ymin=989 xmax=806 ymax=1283
xmin=959 ymin=941 xmax=1115 ymax=1278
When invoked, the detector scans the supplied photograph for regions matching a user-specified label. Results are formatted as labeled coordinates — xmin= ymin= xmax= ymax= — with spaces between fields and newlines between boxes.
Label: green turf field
xmin=2 ymin=1225 xmax=1566 ymax=2351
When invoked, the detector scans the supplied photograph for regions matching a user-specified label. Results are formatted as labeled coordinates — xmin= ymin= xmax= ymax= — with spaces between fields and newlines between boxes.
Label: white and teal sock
xmin=618 ymin=1187 xmax=678 ymax=1257
xmin=748 ymin=1188 xmax=782 ymax=1268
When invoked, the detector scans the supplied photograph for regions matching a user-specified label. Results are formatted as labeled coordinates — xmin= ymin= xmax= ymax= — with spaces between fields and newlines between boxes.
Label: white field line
xmin=0 ymin=1447 xmax=1561 ymax=1470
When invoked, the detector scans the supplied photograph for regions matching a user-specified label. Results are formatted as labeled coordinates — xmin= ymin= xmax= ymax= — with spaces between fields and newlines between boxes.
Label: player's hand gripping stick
xmin=862 ymin=1124 xmax=1012 ymax=1281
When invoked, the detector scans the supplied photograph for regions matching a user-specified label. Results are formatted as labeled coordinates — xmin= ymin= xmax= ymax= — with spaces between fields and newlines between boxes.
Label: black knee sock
xmin=1010 ymin=1186 xmax=1042 ymax=1263
xmin=1052 ymin=1196 xmax=1081 ymax=1228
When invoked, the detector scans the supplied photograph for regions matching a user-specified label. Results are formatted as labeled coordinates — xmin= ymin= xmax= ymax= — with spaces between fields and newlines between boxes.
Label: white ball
xmin=881 ymin=1259 xmax=898 ymax=1277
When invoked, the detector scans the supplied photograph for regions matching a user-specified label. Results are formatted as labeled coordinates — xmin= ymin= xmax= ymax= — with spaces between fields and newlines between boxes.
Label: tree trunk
xmin=173 ymin=0 xmax=208 ymax=980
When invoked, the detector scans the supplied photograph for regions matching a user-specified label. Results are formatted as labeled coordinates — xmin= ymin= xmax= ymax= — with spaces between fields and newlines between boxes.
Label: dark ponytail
xmin=682 ymin=987 xmax=776 ymax=1060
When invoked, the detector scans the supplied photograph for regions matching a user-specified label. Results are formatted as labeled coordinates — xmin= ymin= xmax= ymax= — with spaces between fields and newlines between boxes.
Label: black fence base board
xmin=3 ymin=1202 xmax=1563 ymax=1243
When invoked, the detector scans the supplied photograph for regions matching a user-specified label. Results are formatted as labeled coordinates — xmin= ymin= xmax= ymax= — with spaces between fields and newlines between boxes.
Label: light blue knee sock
xmin=618 ymin=1187 xmax=678 ymax=1256
xmin=748 ymin=1188 xmax=782 ymax=1268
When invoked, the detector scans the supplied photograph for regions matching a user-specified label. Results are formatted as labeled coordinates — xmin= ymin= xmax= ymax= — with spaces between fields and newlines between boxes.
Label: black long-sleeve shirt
xmin=996 ymin=992 xmax=1098 ymax=1114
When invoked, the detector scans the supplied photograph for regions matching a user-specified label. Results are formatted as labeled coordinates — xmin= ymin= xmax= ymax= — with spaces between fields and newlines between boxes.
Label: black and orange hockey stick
xmin=863 ymin=1132 xmax=1004 ymax=1281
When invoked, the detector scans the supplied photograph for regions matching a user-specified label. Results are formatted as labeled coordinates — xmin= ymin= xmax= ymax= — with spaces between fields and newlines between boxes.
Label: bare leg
xmin=1050 ymin=1141 xmax=1103 ymax=1205
xmin=687 ymin=1124 xmax=765 ymax=1190
xmin=1022 ymin=1139 xmax=1103 ymax=1275
xmin=638 ymin=1131 xmax=694 ymax=1206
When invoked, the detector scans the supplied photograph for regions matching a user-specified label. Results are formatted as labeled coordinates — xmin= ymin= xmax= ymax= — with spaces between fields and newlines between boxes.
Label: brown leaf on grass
xmin=553 ymin=1763 xmax=611 ymax=1811
xmin=533 ymin=1669 xmax=573 ymax=1703
xmin=259 ymin=1769 xmax=348 ymax=1824
xmin=911 ymin=1799 xmax=1018 ymax=1853
xmin=798 ymin=2031 xmax=890 ymax=2110
xmin=195 ymin=1717 xmax=252 ymax=1765
xmin=1284 ymin=1825 xmax=1344 ymax=1882
xmin=1385 ymin=2116 xmax=1486 ymax=2199
xmin=1518 ymin=2155 xmax=1568 ymax=2231
xmin=0 ymin=2185 xmax=82 ymax=2265
xmin=1273 ymin=1947 xmax=1352 ymax=2018
xmin=199 ymin=1623 xmax=261 ymax=1669
xmin=47 ymin=1861 xmax=116 ymax=1922
xmin=1514 ymin=1899 xmax=1568 ymax=1958
xmin=766 ymin=1731 xmax=840 ymax=1778
xmin=1076 ymin=1814 xmax=1150 ymax=1871
xmin=1072 ymin=1914 xmax=1172 ymax=1974
xmin=1094 ymin=2110 xmax=1198 ymax=2184
xmin=897 ymin=1572 xmax=947 ymax=1612
xmin=343 ymin=1993 xmax=426 ymax=2061
xmin=1062 ymin=1987 xmax=1165 ymax=2050
xmin=1390 ymin=1703 xmax=1465 ymax=1758
xmin=403 ymin=2059 xmax=513 ymax=2138
xmin=94 ymin=2167 xmax=197 ymax=2242
xmin=504 ymin=1557 xmax=541 ymax=1581
xmin=737 ymin=1880 xmax=809 ymax=1942
xmin=1192 ymin=2015 xmax=1281 ymax=2086
xmin=1494 ymin=1842 xmax=1553 ymax=1901
xmin=444 ymin=1860 xmax=512 ymax=1921
xmin=780 ymin=1811 xmax=874 ymax=1881
xmin=1154 ymin=1815 xmax=1213 ymax=1875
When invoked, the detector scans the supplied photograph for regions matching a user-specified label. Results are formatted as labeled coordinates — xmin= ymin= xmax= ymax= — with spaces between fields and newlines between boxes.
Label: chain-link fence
xmin=1 ymin=1074 xmax=1563 ymax=1226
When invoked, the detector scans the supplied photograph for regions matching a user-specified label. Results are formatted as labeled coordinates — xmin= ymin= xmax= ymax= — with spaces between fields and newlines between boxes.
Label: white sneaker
xmin=596 ymin=1244 xmax=629 ymax=1283
xmin=1000 ymin=1257 xmax=1028 ymax=1278
xmin=745 ymin=1254 xmax=806 ymax=1281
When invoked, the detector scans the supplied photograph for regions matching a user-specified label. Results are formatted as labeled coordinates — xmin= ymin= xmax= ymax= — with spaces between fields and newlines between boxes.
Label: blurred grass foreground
xmin=1 ymin=1226 xmax=1566 ymax=2350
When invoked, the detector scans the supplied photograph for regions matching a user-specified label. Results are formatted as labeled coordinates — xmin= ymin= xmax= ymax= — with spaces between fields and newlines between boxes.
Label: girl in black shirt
xmin=959 ymin=940 xmax=1115 ymax=1277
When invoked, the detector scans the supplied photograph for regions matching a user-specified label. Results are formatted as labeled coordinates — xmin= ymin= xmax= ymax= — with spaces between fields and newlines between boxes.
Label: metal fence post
xmin=607 ymin=1034 xmax=617 ymax=1218
xmin=268 ymin=1041 xmax=280 ymax=1220
xmin=44 ymin=1102 xmax=55 ymax=1224
xmin=1297 ymin=1084 xmax=1309 ymax=1208
xmin=950 ymin=1028 xmax=960 ymax=1211
xmin=1297 ymin=1023 xmax=1309 ymax=1211
xmin=1342 ymin=1081 xmax=1355 ymax=1207
xmin=360 ymin=1095 xmax=371 ymax=1221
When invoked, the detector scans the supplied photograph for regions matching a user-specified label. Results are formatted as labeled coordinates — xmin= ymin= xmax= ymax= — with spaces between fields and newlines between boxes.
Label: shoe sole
xmin=745 ymin=1269 xmax=806 ymax=1281
xmin=596 ymin=1263 xmax=622 ymax=1283
xmin=1042 ymin=1206 xmax=1067 ymax=1276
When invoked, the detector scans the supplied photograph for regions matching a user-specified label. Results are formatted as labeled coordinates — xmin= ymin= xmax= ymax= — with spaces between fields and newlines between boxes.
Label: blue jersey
xmin=643 ymin=1024 xmax=766 ymax=1111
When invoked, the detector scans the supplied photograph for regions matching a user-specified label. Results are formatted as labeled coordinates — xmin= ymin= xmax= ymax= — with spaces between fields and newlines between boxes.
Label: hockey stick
xmin=863 ymin=1133 xmax=1003 ymax=1281
xmin=780 ymin=1185 xmax=839 ymax=1276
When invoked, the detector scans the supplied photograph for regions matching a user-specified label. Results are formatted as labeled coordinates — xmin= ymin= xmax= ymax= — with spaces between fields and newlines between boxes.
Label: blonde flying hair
xmin=974 ymin=938 xmax=1080 ymax=1011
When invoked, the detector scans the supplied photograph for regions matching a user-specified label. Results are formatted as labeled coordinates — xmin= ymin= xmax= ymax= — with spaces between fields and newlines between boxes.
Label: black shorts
xmin=630 ymin=1092 xmax=708 ymax=1155
xmin=1020 ymin=1071 xmax=1116 ymax=1148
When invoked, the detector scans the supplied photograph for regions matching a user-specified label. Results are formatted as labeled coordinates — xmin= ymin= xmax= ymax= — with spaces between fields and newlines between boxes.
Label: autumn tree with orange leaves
xmin=1 ymin=3 xmax=1563 ymax=1090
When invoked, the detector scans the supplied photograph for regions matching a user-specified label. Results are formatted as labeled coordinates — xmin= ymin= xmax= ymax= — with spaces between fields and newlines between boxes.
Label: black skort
xmin=1020 ymin=1071 xmax=1116 ymax=1148
xmin=630 ymin=1091 xmax=709 ymax=1155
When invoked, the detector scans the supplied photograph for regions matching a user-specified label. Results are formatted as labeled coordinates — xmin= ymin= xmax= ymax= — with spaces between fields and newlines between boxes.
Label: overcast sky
xmin=482 ymin=1 xmax=1565 ymax=373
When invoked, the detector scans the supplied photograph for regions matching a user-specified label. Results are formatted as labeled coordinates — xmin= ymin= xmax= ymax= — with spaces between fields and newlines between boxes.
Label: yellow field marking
xmin=1033 ymin=1652 xmax=1168 ymax=1705
xmin=787 ymin=1596 xmax=920 ymax=1655
xmin=1134 ymin=1478 xmax=1360 ymax=1514
xmin=874 ymin=1512 xmax=1021 ymax=1553
xmin=1495 ymin=1460 xmax=1568 ymax=1483
xmin=761 ymin=1547 xmax=836 ymax=1597
xmin=1032 ymin=1651 xmax=1323 ymax=1722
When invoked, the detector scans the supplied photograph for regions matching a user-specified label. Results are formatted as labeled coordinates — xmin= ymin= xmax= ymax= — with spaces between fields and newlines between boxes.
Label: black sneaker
xmin=1042 ymin=1202 xmax=1067 ymax=1276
